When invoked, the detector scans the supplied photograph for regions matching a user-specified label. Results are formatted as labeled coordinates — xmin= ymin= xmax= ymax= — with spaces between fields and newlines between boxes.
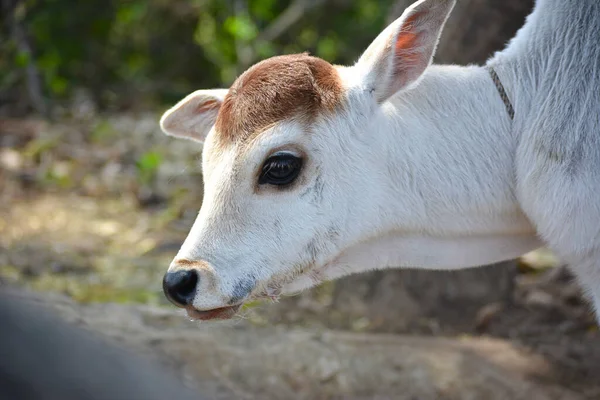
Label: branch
xmin=233 ymin=0 xmax=254 ymax=71
xmin=256 ymin=0 xmax=326 ymax=44
xmin=1 ymin=0 xmax=48 ymax=117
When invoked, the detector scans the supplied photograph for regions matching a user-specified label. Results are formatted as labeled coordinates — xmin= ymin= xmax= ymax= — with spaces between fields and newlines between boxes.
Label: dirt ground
xmin=1 ymin=115 xmax=599 ymax=398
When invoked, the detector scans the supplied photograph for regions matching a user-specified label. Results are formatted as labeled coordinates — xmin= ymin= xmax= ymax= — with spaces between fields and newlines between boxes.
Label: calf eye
xmin=259 ymin=152 xmax=303 ymax=186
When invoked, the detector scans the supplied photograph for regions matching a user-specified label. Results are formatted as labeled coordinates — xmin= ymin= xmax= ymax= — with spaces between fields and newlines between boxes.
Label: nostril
xmin=162 ymin=269 xmax=199 ymax=307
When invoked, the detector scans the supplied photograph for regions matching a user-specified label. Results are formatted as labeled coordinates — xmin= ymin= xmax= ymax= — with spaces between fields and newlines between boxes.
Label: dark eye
xmin=259 ymin=153 xmax=303 ymax=186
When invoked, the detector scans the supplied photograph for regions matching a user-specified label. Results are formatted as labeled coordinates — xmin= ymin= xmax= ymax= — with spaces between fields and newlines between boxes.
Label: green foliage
xmin=23 ymin=135 xmax=60 ymax=160
xmin=136 ymin=150 xmax=163 ymax=185
xmin=90 ymin=120 xmax=118 ymax=144
xmin=1 ymin=0 xmax=396 ymax=112
xmin=43 ymin=161 xmax=74 ymax=189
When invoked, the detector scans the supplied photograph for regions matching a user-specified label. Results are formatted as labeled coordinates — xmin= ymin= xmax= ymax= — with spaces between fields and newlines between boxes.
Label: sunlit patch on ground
xmin=0 ymin=193 xmax=176 ymax=304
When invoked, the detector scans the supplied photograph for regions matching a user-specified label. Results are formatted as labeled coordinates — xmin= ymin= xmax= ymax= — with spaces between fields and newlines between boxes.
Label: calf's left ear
xmin=159 ymin=89 xmax=228 ymax=144
xmin=354 ymin=0 xmax=456 ymax=103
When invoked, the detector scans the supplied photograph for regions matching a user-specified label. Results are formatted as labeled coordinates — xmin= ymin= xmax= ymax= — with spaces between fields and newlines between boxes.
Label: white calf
xmin=159 ymin=0 xmax=600 ymax=322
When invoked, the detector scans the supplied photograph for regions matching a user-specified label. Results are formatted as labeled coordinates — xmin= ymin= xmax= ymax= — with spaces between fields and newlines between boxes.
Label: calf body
xmin=502 ymin=0 xmax=600 ymax=313
xmin=159 ymin=0 xmax=600 ymax=322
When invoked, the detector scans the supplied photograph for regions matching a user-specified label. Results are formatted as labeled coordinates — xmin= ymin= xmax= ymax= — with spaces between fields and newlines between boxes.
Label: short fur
xmin=215 ymin=53 xmax=343 ymax=145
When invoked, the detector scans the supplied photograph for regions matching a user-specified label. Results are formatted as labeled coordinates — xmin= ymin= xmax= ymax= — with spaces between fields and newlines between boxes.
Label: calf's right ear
xmin=354 ymin=0 xmax=455 ymax=104
xmin=159 ymin=89 xmax=228 ymax=144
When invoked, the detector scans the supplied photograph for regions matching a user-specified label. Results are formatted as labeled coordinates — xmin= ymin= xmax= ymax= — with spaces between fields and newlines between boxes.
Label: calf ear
xmin=159 ymin=89 xmax=228 ymax=143
xmin=354 ymin=0 xmax=455 ymax=103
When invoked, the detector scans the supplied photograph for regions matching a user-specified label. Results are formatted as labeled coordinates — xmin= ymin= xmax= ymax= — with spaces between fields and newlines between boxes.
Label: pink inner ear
xmin=390 ymin=10 xmax=432 ymax=88
xmin=396 ymin=31 xmax=419 ymax=52
xmin=394 ymin=11 xmax=425 ymax=65
xmin=395 ymin=32 xmax=420 ymax=71
xmin=196 ymin=99 xmax=220 ymax=113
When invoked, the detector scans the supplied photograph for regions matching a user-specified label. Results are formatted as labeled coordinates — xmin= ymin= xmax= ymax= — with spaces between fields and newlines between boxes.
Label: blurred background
xmin=1 ymin=0 xmax=599 ymax=399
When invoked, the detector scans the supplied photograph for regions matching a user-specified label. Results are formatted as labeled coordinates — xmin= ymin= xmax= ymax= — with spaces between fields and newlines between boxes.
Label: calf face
xmin=159 ymin=0 xmax=456 ymax=320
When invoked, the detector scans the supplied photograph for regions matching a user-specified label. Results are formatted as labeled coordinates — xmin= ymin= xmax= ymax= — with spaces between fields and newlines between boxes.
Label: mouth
xmin=185 ymin=304 xmax=242 ymax=321
xmin=181 ymin=280 xmax=293 ymax=321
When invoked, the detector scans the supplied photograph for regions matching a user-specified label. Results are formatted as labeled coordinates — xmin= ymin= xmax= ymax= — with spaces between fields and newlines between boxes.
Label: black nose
xmin=162 ymin=269 xmax=198 ymax=307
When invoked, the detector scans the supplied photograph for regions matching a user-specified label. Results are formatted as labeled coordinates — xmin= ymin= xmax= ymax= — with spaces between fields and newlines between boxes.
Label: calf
xmin=159 ymin=0 xmax=600 ymax=322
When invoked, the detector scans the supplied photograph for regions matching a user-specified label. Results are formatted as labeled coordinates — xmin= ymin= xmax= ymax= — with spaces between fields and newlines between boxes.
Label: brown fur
xmin=173 ymin=258 xmax=211 ymax=269
xmin=214 ymin=53 xmax=343 ymax=146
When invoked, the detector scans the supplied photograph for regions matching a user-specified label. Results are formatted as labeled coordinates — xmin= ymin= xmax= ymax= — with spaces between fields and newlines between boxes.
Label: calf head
xmin=159 ymin=0 xmax=455 ymax=320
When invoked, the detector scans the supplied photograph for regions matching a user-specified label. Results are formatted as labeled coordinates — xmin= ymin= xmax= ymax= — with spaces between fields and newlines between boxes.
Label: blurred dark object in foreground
xmin=0 ymin=288 xmax=201 ymax=400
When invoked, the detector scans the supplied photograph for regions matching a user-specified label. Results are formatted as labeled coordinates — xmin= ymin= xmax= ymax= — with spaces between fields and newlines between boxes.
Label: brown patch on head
xmin=215 ymin=53 xmax=343 ymax=146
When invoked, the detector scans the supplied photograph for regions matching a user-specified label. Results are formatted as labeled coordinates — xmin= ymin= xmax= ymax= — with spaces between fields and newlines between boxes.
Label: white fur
xmin=160 ymin=0 xmax=600 ymax=321
xmin=160 ymin=89 xmax=228 ymax=142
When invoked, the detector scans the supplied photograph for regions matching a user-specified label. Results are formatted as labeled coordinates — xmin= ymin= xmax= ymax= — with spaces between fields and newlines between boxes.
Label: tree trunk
xmin=1 ymin=0 xmax=48 ymax=117
xmin=332 ymin=0 xmax=535 ymax=334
